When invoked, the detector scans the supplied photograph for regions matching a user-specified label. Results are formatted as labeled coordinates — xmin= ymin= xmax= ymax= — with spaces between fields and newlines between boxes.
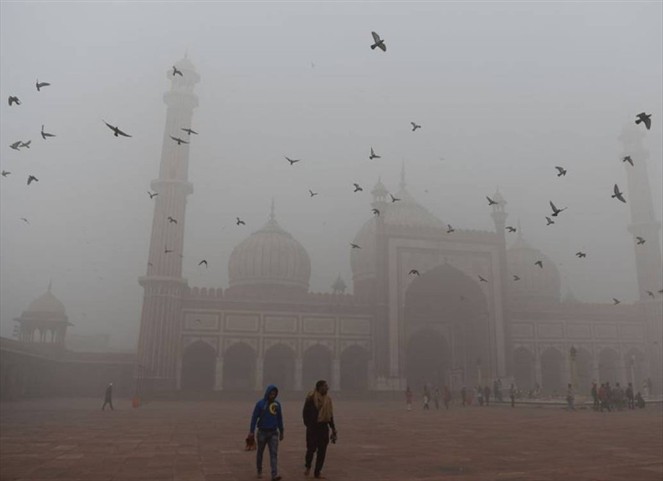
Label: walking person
xmin=484 ymin=385 xmax=491 ymax=407
xmin=566 ymin=383 xmax=575 ymax=411
xmin=303 ymin=380 xmax=337 ymax=479
xmin=443 ymin=385 xmax=451 ymax=410
xmin=248 ymin=384 xmax=284 ymax=481
xmin=101 ymin=382 xmax=114 ymax=411
xmin=433 ymin=386 xmax=440 ymax=410
xmin=422 ymin=384 xmax=430 ymax=410
xmin=509 ymin=383 xmax=516 ymax=408
xmin=591 ymin=382 xmax=599 ymax=411
xmin=626 ymin=382 xmax=635 ymax=410
xmin=405 ymin=385 xmax=413 ymax=411
xmin=461 ymin=386 xmax=468 ymax=407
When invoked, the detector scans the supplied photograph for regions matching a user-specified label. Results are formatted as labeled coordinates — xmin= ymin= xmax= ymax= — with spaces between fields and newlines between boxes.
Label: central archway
xmin=263 ymin=344 xmax=295 ymax=391
xmin=181 ymin=341 xmax=216 ymax=391
xmin=303 ymin=344 xmax=332 ymax=391
xmin=405 ymin=329 xmax=450 ymax=390
xmin=540 ymin=348 xmax=563 ymax=395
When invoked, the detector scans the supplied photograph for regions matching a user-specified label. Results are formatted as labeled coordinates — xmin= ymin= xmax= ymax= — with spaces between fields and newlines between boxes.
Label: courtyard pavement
xmin=1 ymin=397 xmax=661 ymax=481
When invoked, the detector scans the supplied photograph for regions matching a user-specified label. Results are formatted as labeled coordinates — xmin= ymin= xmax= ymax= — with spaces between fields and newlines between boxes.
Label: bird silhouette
xmin=575 ymin=252 xmax=587 ymax=258
xmin=167 ymin=216 xmax=177 ymax=224
xmin=27 ymin=175 xmax=38 ymax=185
xmin=164 ymin=248 xmax=173 ymax=254
xmin=372 ymin=208 xmax=380 ymax=216
xmin=19 ymin=140 xmax=31 ymax=149
xmin=41 ymin=125 xmax=55 ymax=139
xmin=309 ymin=190 xmax=318 ymax=197
xmin=236 ymin=217 xmax=245 ymax=226
xmin=181 ymin=127 xmax=198 ymax=136
xmin=20 ymin=217 xmax=29 ymax=224
xmin=486 ymin=196 xmax=498 ymax=206
xmin=285 ymin=156 xmax=300 ymax=165
xmin=353 ymin=183 xmax=363 ymax=192
xmin=513 ymin=275 xmax=520 ymax=281
xmin=1 ymin=170 xmax=10 ymax=177
xmin=635 ymin=236 xmax=646 ymax=245
xmin=410 ymin=122 xmax=421 ymax=131
xmin=646 ymin=290 xmax=655 ymax=298
xmin=635 ymin=112 xmax=651 ymax=130
xmin=172 ymin=66 xmax=183 ymax=77
xmin=103 ymin=121 xmax=132 ymax=137
xmin=545 ymin=216 xmax=555 ymax=226
xmin=390 ymin=194 xmax=401 ymax=203
xmin=623 ymin=156 xmax=634 ymax=166
xmin=198 ymin=260 xmax=208 ymax=267
xmin=170 ymin=136 xmax=189 ymax=145
xmin=8 ymin=96 xmax=21 ymax=106
xmin=447 ymin=224 xmax=455 ymax=233
xmin=555 ymin=166 xmax=567 ymax=177
xmin=612 ymin=298 xmax=621 ymax=305
xmin=478 ymin=275 xmax=488 ymax=283
xmin=350 ymin=243 xmax=361 ymax=249
xmin=659 ymin=289 xmax=663 ymax=294
xmin=148 ymin=191 xmax=158 ymax=199
xmin=612 ymin=184 xmax=626 ymax=203
xmin=36 ymin=79 xmax=50 ymax=91
xmin=550 ymin=201 xmax=567 ymax=217
xmin=370 ymin=31 xmax=386 ymax=52
xmin=10 ymin=141 xmax=21 ymax=150
xmin=506 ymin=226 xmax=517 ymax=233
xmin=369 ymin=147 xmax=381 ymax=160
xmin=535 ymin=260 xmax=543 ymax=268
xmin=409 ymin=269 xmax=420 ymax=276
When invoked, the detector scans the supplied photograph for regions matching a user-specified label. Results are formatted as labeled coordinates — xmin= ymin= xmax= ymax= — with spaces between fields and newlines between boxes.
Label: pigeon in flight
xmin=369 ymin=147 xmax=381 ymax=160
xmin=575 ymin=252 xmax=587 ymax=258
xmin=612 ymin=184 xmax=626 ymax=203
xmin=20 ymin=217 xmax=29 ymax=224
xmin=198 ymin=260 xmax=208 ymax=267
xmin=8 ymin=96 xmax=20 ymax=106
xmin=550 ymin=201 xmax=567 ymax=217
xmin=372 ymin=208 xmax=380 ymax=216
xmin=285 ymin=156 xmax=300 ymax=165
xmin=167 ymin=216 xmax=177 ymax=224
xmin=1 ymin=170 xmax=10 ymax=177
xmin=410 ymin=122 xmax=422 ymax=131
xmin=646 ymin=290 xmax=655 ymax=298
xmin=181 ymin=127 xmax=198 ymax=136
xmin=350 ymin=243 xmax=361 ymax=249
xmin=370 ymin=31 xmax=386 ymax=52
xmin=103 ymin=121 xmax=132 ymax=137
xmin=513 ymin=275 xmax=520 ymax=281
xmin=353 ymin=183 xmax=363 ymax=192
xmin=623 ymin=156 xmax=634 ymax=166
xmin=390 ymin=194 xmax=401 ymax=203
xmin=635 ymin=236 xmax=646 ymax=245
xmin=36 ymin=79 xmax=51 ymax=91
xmin=170 ymin=136 xmax=189 ymax=145
xmin=27 ymin=175 xmax=38 ymax=185
xmin=164 ymin=247 xmax=173 ymax=254
xmin=447 ymin=224 xmax=455 ymax=233
xmin=309 ymin=190 xmax=318 ymax=197
xmin=41 ymin=125 xmax=56 ymax=139
xmin=10 ymin=141 xmax=21 ymax=150
xmin=555 ymin=166 xmax=567 ymax=177
xmin=635 ymin=112 xmax=651 ymax=130
xmin=506 ymin=226 xmax=517 ymax=233
xmin=19 ymin=140 xmax=31 ymax=149
xmin=409 ymin=269 xmax=420 ymax=276
xmin=478 ymin=275 xmax=488 ymax=283
xmin=612 ymin=298 xmax=621 ymax=305
xmin=148 ymin=191 xmax=158 ymax=199
xmin=535 ymin=260 xmax=543 ymax=268
xmin=172 ymin=66 xmax=183 ymax=77
xmin=236 ymin=217 xmax=245 ymax=226
xmin=545 ymin=216 xmax=555 ymax=226
xmin=486 ymin=196 xmax=498 ymax=206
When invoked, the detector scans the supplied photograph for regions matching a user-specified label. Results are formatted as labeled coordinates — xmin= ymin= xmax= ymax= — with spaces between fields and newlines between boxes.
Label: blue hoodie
xmin=250 ymin=384 xmax=284 ymax=433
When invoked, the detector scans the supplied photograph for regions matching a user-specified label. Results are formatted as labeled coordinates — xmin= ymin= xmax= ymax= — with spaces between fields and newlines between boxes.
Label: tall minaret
xmin=136 ymin=56 xmax=200 ymax=393
xmin=618 ymin=124 xmax=663 ymax=394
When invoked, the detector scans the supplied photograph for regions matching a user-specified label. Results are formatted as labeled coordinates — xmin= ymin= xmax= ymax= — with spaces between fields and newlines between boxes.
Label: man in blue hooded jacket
xmin=248 ymin=384 xmax=284 ymax=481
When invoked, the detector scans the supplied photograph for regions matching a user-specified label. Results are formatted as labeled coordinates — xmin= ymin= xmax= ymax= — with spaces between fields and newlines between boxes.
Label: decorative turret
xmin=14 ymin=282 xmax=71 ymax=346
xmin=332 ymin=274 xmax=347 ymax=294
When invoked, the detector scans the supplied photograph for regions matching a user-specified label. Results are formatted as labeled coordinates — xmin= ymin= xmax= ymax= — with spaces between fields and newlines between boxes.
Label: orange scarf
xmin=309 ymin=390 xmax=334 ymax=423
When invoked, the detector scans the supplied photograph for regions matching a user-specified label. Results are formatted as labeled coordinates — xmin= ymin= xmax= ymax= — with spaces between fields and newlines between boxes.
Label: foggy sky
xmin=1 ymin=2 xmax=661 ymax=349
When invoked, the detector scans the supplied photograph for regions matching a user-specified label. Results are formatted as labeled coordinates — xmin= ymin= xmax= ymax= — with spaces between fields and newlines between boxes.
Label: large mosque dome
xmin=507 ymin=232 xmax=561 ymax=306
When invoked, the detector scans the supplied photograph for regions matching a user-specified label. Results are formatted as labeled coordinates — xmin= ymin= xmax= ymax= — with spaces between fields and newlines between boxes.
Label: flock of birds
xmin=4 ymin=31 xmax=662 ymax=305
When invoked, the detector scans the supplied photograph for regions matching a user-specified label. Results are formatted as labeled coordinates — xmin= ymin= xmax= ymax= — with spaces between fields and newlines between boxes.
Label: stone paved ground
xmin=1 ymin=398 xmax=661 ymax=481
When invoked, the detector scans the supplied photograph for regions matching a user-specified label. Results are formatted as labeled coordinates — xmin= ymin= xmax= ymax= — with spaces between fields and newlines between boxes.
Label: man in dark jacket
xmin=102 ymin=382 xmax=113 ymax=410
xmin=248 ymin=384 xmax=284 ymax=481
xmin=303 ymin=380 xmax=337 ymax=479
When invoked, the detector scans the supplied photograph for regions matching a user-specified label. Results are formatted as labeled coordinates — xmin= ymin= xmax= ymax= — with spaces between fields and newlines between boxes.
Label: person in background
xmin=102 ymin=382 xmax=114 ymax=411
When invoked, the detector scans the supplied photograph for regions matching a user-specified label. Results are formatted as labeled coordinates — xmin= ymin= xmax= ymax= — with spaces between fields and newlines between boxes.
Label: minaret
xmin=136 ymin=56 xmax=200 ymax=393
xmin=490 ymin=188 xmax=510 ymax=377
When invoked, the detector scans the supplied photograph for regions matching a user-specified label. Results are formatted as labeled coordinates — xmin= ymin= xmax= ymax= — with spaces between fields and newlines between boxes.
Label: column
xmin=255 ymin=357 xmax=264 ymax=391
xmin=294 ymin=358 xmax=303 ymax=391
xmin=331 ymin=359 xmax=341 ymax=391
xmin=214 ymin=356 xmax=224 ymax=391
xmin=534 ymin=356 xmax=543 ymax=388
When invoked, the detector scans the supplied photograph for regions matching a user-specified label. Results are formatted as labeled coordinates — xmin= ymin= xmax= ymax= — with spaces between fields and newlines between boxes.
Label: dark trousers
xmin=305 ymin=425 xmax=329 ymax=476
xmin=102 ymin=399 xmax=113 ymax=410
xmin=257 ymin=430 xmax=279 ymax=478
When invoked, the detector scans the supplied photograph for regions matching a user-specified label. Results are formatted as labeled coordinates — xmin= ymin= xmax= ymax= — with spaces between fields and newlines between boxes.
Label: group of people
xmin=407 ymin=379 xmax=520 ymax=410
xmin=590 ymin=381 xmax=646 ymax=412
xmin=248 ymin=380 xmax=337 ymax=481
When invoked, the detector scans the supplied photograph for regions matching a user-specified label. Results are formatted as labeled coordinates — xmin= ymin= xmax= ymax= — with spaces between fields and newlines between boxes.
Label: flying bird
xmin=27 ymin=175 xmax=38 ymax=185
xmin=486 ymin=196 xmax=498 ymax=206
xmin=10 ymin=141 xmax=21 ymax=150
xmin=198 ymin=260 xmax=208 ymax=267
xmin=164 ymin=248 xmax=173 ymax=254
xmin=646 ymin=290 xmax=655 ymax=298
xmin=41 ymin=125 xmax=55 ymax=139
xmin=20 ymin=217 xmax=29 ymax=224
xmin=555 ymin=166 xmax=567 ymax=177
xmin=170 ymin=136 xmax=189 ymax=145
xmin=369 ymin=147 xmax=381 ymax=160
xmin=172 ymin=66 xmax=183 ymax=77
xmin=622 ymin=156 xmax=634 ymax=166
xmin=103 ymin=121 xmax=132 ymax=137
xmin=353 ymin=183 xmax=363 ymax=192
xmin=308 ymin=189 xmax=318 ymax=197
xmin=506 ymin=226 xmax=517 ymax=233
xmin=635 ymin=112 xmax=651 ymax=130
xmin=447 ymin=224 xmax=455 ymax=233
xmin=513 ymin=275 xmax=520 ymax=281
xmin=35 ymin=79 xmax=50 ymax=91
xmin=8 ymin=96 xmax=20 ymax=106
xmin=370 ymin=31 xmax=386 ymax=52
xmin=181 ymin=127 xmax=198 ymax=136
xmin=545 ymin=216 xmax=555 ymax=226
xmin=478 ymin=275 xmax=488 ymax=283
xmin=612 ymin=184 xmax=626 ymax=203
xmin=350 ymin=243 xmax=361 ymax=249
xmin=612 ymin=298 xmax=621 ymax=305
xmin=390 ymin=194 xmax=401 ymax=203
xmin=372 ymin=208 xmax=380 ymax=216
xmin=575 ymin=252 xmax=587 ymax=258
xmin=167 ymin=216 xmax=177 ymax=224
xmin=236 ymin=217 xmax=245 ymax=226
xmin=535 ymin=260 xmax=543 ymax=268
xmin=409 ymin=269 xmax=420 ymax=276
xmin=550 ymin=201 xmax=567 ymax=217
xmin=635 ymin=236 xmax=646 ymax=245
xmin=148 ymin=191 xmax=158 ymax=199
xmin=285 ymin=156 xmax=300 ymax=165
xmin=410 ymin=122 xmax=421 ymax=131
xmin=1 ymin=170 xmax=10 ymax=177
xmin=19 ymin=140 xmax=31 ymax=149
